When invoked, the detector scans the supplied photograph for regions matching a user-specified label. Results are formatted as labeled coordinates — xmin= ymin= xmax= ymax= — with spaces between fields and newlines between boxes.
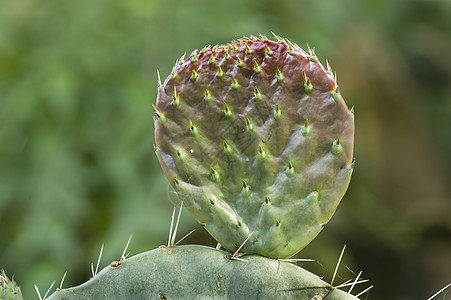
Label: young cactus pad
xmin=154 ymin=35 xmax=355 ymax=258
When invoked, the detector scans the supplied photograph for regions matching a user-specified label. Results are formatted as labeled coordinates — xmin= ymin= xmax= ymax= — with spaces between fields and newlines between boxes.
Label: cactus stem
xmin=273 ymin=104 xmax=281 ymax=120
xmin=203 ymin=89 xmax=212 ymax=102
xmin=223 ymin=103 xmax=232 ymax=118
xmin=216 ymin=67 xmax=224 ymax=78
xmin=245 ymin=118 xmax=254 ymax=132
xmin=231 ymin=77 xmax=239 ymax=89
xmin=253 ymin=87 xmax=262 ymax=101
xmin=253 ymin=62 xmax=262 ymax=74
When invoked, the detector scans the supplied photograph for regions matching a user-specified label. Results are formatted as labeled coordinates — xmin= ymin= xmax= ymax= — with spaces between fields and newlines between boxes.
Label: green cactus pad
xmin=155 ymin=35 xmax=355 ymax=258
xmin=0 ymin=271 xmax=23 ymax=300
xmin=47 ymin=245 xmax=359 ymax=300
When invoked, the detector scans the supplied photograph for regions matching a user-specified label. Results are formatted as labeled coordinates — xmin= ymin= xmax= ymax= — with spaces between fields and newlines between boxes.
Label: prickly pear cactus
xmin=47 ymin=245 xmax=359 ymax=300
xmin=0 ymin=271 xmax=23 ymax=300
xmin=154 ymin=35 xmax=355 ymax=258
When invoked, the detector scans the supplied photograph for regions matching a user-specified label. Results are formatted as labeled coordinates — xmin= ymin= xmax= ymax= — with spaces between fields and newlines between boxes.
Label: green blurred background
xmin=1 ymin=0 xmax=450 ymax=298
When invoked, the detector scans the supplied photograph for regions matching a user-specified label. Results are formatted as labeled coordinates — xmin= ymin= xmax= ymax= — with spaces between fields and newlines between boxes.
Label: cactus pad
xmin=154 ymin=35 xmax=354 ymax=258
xmin=0 ymin=271 xmax=23 ymax=300
xmin=47 ymin=245 xmax=359 ymax=299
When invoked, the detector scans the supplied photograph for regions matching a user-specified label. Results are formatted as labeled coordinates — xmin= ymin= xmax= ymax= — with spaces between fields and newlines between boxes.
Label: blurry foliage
xmin=0 ymin=0 xmax=450 ymax=299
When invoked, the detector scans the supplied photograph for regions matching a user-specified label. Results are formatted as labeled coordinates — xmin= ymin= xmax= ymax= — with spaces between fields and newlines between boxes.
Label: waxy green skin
xmin=47 ymin=245 xmax=359 ymax=300
xmin=155 ymin=37 xmax=354 ymax=258
xmin=0 ymin=271 xmax=23 ymax=300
